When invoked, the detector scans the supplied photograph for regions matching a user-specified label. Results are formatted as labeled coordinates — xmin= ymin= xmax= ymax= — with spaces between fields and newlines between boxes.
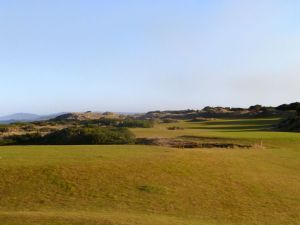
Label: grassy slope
xmin=0 ymin=119 xmax=299 ymax=225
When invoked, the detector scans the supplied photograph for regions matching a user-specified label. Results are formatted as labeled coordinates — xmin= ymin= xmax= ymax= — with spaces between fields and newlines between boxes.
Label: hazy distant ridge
xmin=0 ymin=113 xmax=65 ymax=124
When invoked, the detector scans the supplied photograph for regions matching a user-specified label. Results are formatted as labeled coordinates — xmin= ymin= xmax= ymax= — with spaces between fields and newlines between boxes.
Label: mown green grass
xmin=0 ymin=118 xmax=300 ymax=225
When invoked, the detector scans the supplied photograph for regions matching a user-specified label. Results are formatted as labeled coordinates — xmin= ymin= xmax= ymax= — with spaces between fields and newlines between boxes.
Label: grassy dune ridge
xmin=0 ymin=119 xmax=299 ymax=225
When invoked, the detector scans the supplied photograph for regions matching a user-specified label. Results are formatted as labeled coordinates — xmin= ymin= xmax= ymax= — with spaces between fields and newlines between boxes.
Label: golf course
xmin=0 ymin=118 xmax=299 ymax=225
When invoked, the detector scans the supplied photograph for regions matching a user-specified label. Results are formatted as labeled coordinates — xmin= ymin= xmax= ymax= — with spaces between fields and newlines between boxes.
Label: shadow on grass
xmin=188 ymin=118 xmax=279 ymax=132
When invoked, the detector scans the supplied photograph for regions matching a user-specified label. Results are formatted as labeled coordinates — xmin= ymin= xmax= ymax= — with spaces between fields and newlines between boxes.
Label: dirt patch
xmin=179 ymin=135 xmax=233 ymax=142
xmin=167 ymin=126 xmax=184 ymax=130
xmin=136 ymin=138 xmax=252 ymax=149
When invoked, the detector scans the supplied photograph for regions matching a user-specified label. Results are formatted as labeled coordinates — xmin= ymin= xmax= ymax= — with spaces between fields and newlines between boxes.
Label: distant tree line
xmin=276 ymin=102 xmax=300 ymax=111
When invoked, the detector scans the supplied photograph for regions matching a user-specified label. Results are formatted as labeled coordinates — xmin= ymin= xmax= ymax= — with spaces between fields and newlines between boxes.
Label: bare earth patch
xmin=136 ymin=138 xmax=252 ymax=149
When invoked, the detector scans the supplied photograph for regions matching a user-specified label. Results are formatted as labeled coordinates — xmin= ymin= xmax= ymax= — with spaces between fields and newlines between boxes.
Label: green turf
xmin=0 ymin=119 xmax=299 ymax=225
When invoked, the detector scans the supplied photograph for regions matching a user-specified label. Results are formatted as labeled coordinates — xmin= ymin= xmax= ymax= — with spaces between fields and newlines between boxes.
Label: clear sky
xmin=0 ymin=0 xmax=300 ymax=115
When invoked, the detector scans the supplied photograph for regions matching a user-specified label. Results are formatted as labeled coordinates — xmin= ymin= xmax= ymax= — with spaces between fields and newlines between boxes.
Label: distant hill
xmin=0 ymin=113 xmax=40 ymax=122
xmin=0 ymin=113 xmax=66 ymax=124
xmin=52 ymin=112 xmax=108 ymax=121
xmin=1 ymin=102 xmax=299 ymax=124
xmin=139 ymin=107 xmax=284 ymax=120
xmin=139 ymin=103 xmax=300 ymax=120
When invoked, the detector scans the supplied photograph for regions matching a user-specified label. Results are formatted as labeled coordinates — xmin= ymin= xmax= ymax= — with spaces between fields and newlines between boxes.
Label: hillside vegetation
xmin=6 ymin=127 xmax=135 ymax=145
xmin=277 ymin=108 xmax=300 ymax=131
xmin=0 ymin=102 xmax=299 ymax=147
xmin=139 ymin=102 xmax=300 ymax=120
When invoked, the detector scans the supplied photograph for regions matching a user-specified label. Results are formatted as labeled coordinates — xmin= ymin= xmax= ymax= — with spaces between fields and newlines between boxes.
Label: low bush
xmin=6 ymin=133 xmax=42 ymax=145
xmin=0 ymin=126 xmax=9 ymax=133
xmin=161 ymin=118 xmax=178 ymax=123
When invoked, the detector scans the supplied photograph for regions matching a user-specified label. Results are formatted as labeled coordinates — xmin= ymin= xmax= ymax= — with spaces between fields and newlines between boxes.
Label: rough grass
xmin=0 ymin=118 xmax=300 ymax=224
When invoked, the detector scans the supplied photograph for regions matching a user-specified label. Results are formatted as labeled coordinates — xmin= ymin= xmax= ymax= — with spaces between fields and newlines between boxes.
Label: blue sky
xmin=0 ymin=0 xmax=300 ymax=115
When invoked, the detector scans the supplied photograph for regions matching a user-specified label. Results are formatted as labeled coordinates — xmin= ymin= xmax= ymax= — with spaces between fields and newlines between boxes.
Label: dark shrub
xmin=161 ymin=118 xmax=178 ymax=123
xmin=276 ymin=102 xmax=300 ymax=111
xmin=0 ymin=126 xmax=9 ymax=133
xmin=6 ymin=133 xmax=42 ymax=145
xmin=41 ymin=127 xmax=135 ymax=145
xmin=88 ymin=118 xmax=120 ymax=126
xmin=249 ymin=105 xmax=263 ymax=111
xmin=22 ymin=125 xmax=36 ymax=132
xmin=102 ymin=112 xmax=114 ymax=116
xmin=119 ymin=119 xmax=154 ymax=128
xmin=3 ymin=127 xmax=135 ymax=145
xmin=297 ymin=107 xmax=300 ymax=117
xmin=167 ymin=126 xmax=184 ymax=130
